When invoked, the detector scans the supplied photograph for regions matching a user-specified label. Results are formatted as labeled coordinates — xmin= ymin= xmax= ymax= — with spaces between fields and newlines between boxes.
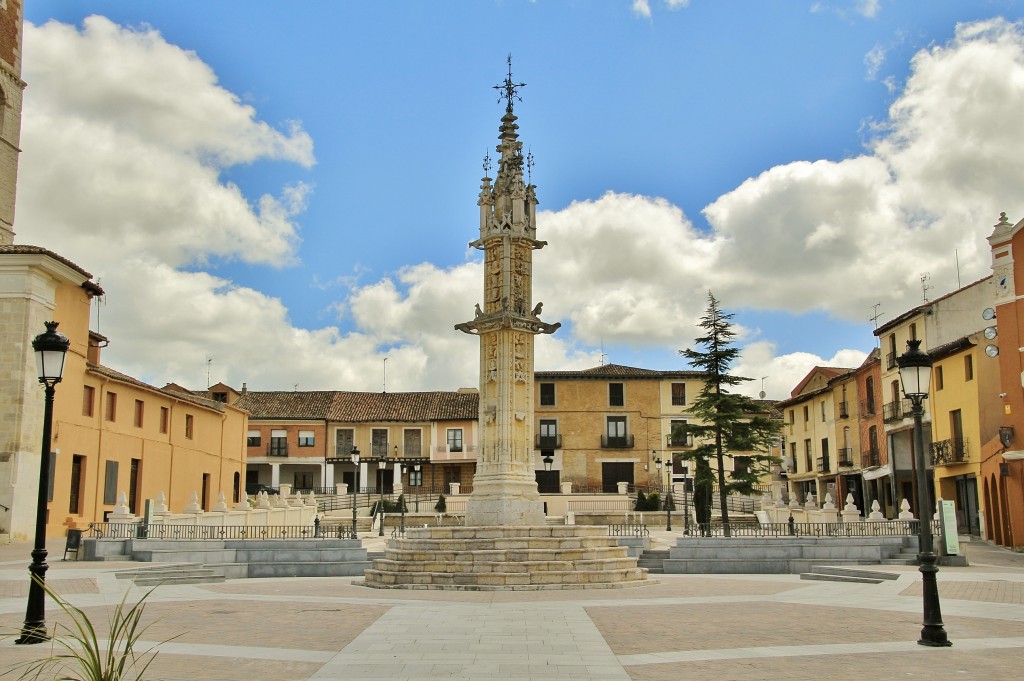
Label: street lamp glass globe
xmin=32 ymin=322 xmax=69 ymax=386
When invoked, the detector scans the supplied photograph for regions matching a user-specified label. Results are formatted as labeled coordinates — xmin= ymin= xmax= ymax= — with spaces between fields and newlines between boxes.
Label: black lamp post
xmin=16 ymin=321 xmax=69 ymax=645
xmin=350 ymin=446 xmax=360 ymax=538
xmin=682 ymin=464 xmax=691 ymax=535
xmin=897 ymin=339 xmax=951 ymax=648
xmin=413 ymin=463 xmax=421 ymax=511
xmin=378 ymin=449 xmax=388 ymax=537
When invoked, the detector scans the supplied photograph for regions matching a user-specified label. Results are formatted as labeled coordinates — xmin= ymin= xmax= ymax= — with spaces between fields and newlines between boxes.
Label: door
xmin=602 ymin=462 xmax=633 ymax=493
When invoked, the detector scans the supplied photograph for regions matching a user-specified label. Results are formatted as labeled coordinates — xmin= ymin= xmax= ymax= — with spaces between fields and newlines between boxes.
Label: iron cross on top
xmin=494 ymin=54 xmax=526 ymax=114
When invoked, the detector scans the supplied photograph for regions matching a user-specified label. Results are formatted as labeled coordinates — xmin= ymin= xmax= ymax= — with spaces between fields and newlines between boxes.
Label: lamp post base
xmin=918 ymin=551 xmax=952 ymax=647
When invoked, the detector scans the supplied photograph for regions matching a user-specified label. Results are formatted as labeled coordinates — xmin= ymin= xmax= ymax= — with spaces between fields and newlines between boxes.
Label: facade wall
xmin=0 ymin=0 xmax=23 ymax=246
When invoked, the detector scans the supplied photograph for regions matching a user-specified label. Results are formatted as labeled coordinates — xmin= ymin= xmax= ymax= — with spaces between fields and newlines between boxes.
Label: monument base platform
xmin=360 ymin=525 xmax=650 ymax=591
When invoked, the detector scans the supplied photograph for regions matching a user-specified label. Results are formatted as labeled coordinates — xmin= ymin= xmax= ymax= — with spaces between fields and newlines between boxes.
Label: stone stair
xmin=115 ymin=563 xmax=229 ymax=586
xmin=363 ymin=525 xmax=649 ymax=590
xmin=636 ymin=549 xmax=668 ymax=574
xmin=800 ymin=565 xmax=901 ymax=584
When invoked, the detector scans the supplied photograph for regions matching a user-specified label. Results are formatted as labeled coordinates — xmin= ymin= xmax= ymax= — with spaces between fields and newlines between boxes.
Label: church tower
xmin=456 ymin=60 xmax=559 ymax=526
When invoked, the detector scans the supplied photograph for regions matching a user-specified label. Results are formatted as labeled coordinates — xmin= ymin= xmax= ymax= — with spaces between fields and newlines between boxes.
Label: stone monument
xmin=362 ymin=61 xmax=646 ymax=589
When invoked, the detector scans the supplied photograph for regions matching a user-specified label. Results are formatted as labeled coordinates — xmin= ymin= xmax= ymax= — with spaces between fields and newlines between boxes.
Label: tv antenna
xmin=206 ymin=358 xmax=213 ymax=389
xmin=921 ymin=272 xmax=933 ymax=303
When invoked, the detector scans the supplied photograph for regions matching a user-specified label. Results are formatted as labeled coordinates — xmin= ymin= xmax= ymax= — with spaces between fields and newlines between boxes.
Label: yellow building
xmin=928 ymin=334 xmax=998 ymax=535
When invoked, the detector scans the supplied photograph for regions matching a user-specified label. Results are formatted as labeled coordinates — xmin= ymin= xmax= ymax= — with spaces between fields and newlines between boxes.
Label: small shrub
xmin=434 ymin=493 xmax=447 ymax=513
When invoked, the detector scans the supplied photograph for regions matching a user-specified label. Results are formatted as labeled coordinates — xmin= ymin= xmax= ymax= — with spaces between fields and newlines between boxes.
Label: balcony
xmin=931 ymin=437 xmax=968 ymax=466
xmin=882 ymin=399 xmax=911 ymax=422
xmin=838 ymin=401 xmax=849 ymax=419
xmin=816 ymin=456 xmax=831 ymax=473
xmin=535 ymin=434 xmax=562 ymax=449
xmin=666 ymin=433 xmax=694 ymax=448
xmin=860 ymin=399 xmax=876 ymax=417
xmin=836 ymin=448 xmax=854 ymax=468
xmin=886 ymin=351 xmax=897 ymax=370
xmin=862 ymin=448 xmax=881 ymax=468
xmin=432 ymin=443 xmax=478 ymax=461
xmin=601 ymin=434 xmax=635 ymax=449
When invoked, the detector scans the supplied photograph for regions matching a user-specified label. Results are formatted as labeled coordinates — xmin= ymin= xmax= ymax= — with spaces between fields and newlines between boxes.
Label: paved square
xmin=2 ymin=537 xmax=1024 ymax=680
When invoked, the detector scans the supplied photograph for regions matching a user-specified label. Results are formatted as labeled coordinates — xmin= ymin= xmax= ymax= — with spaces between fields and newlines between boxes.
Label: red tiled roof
xmin=88 ymin=364 xmax=227 ymax=412
xmin=328 ymin=391 xmax=478 ymax=422
xmin=0 ymin=244 xmax=100 ymax=288
xmin=234 ymin=391 xmax=338 ymax=419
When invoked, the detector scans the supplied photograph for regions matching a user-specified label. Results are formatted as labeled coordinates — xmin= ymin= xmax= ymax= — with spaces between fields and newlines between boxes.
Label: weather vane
xmin=526 ymin=149 xmax=534 ymax=183
xmin=494 ymin=53 xmax=526 ymax=114
xmin=483 ymin=151 xmax=492 ymax=177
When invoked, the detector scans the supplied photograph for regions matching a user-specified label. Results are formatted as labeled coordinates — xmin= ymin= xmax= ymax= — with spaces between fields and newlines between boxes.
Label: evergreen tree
xmin=676 ymin=292 xmax=780 ymax=535
xmin=693 ymin=458 xmax=715 ymax=533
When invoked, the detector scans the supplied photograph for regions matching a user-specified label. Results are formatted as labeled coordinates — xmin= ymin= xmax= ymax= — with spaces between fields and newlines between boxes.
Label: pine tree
xmin=676 ymin=292 xmax=780 ymax=535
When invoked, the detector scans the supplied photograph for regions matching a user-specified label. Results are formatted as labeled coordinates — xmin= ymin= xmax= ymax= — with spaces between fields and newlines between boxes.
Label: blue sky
xmin=16 ymin=1 xmax=1024 ymax=398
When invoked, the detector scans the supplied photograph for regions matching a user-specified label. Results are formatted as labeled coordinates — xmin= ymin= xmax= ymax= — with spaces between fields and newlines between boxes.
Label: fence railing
xmin=607 ymin=523 xmax=649 ymax=537
xmin=680 ymin=519 xmax=939 ymax=538
xmin=567 ymin=499 xmax=634 ymax=512
xmin=87 ymin=523 xmax=355 ymax=540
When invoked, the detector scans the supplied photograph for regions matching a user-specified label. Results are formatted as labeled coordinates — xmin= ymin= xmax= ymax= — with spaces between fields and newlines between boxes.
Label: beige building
xmin=236 ymin=389 xmax=479 ymax=500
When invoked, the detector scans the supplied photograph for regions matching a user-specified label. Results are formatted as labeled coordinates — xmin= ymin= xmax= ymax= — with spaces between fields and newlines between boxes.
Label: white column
xmin=394 ymin=462 xmax=404 ymax=494
xmin=359 ymin=461 xmax=369 ymax=492
xmin=270 ymin=463 xmax=281 ymax=487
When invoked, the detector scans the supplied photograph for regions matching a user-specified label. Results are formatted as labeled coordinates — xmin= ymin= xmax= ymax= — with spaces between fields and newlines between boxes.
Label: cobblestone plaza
xmin=2 ymin=535 xmax=1024 ymax=680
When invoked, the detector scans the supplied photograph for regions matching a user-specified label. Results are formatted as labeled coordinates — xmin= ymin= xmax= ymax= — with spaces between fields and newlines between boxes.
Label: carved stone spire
xmin=455 ymin=64 xmax=560 ymax=527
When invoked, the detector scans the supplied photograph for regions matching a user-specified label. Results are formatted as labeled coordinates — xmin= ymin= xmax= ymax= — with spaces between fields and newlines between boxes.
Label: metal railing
xmin=567 ymin=499 xmax=634 ymax=512
xmin=666 ymin=434 xmax=694 ymax=448
xmin=680 ymin=519 xmax=939 ymax=538
xmin=886 ymin=351 xmax=897 ymax=370
xmin=535 ymin=434 xmax=562 ymax=449
xmin=883 ymin=399 xmax=911 ymax=422
xmin=931 ymin=437 xmax=968 ymax=466
xmin=816 ymin=457 xmax=830 ymax=473
xmin=601 ymin=434 xmax=635 ymax=448
xmin=87 ymin=522 xmax=355 ymax=540
xmin=838 ymin=401 xmax=849 ymax=419
xmin=607 ymin=523 xmax=649 ymax=537
xmin=836 ymin=448 xmax=854 ymax=467
xmin=861 ymin=398 xmax=876 ymax=416
xmin=862 ymin=448 xmax=881 ymax=468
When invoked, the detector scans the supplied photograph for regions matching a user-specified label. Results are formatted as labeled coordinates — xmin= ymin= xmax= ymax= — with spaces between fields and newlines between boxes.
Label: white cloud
xmin=857 ymin=0 xmax=881 ymax=19
xmin=12 ymin=15 xmax=1024 ymax=399
xmin=735 ymin=342 xmax=868 ymax=400
xmin=865 ymin=43 xmax=886 ymax=79
xmin=632 ymin=1 xmax=652 ymax=19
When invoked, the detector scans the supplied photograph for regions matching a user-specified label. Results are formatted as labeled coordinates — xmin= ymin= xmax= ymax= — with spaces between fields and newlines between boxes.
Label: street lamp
xmin=542 ymin=453 xmax=553 ymax=471
xmin=897 ymin=339 xmax=951 ymax=648
xmin=682 ymin=464 xmax=691 ymax=535
xmin=350 ymin=446 xmax=360 ymax=539
xmin=378 ymin=448 xmax=387 ymax=537
xmin=413 ymin=463 xmax=421 ymax=511
xmin=16 ymin=321 xmax=70 ymax=645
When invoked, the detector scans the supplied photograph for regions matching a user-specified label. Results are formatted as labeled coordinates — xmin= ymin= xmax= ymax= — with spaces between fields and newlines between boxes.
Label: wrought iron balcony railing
xmin=816 ymin=456 xmax=831 ymax=473
xmin=666 ymin=434 xmax=694 ymax=448
xmin=836 ymin=448 xmax=854 ymax=468
xmin=838 ymin=401 xmax=849 ymax=419
xmin=883 ymin=399 xmax=912 ymax=422
xmin=931 ymin=437 xmax=968 ymax=466
xmin=601 ymin=434 xmax=635 ymax=449
xmin=862 ymin=448 xmax=881 ymax=468
xmin=535 ymin=434 xmax=562 ymax=449
xmin=886 ymin=351 xmax=897 ymax=370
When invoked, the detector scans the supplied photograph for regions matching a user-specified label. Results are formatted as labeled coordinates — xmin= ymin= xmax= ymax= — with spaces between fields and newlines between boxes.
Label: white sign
xmin=939 ymin=499 xmax=959 ymax=555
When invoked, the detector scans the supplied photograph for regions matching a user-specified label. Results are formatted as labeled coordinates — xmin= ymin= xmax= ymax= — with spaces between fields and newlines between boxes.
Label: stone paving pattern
xmin=1 ymin=534 xmax=1023 ymax=680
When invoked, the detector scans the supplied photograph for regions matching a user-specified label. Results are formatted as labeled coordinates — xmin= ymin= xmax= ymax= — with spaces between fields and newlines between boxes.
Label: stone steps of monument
xmin=370 ymin=557 xmax=638 ymax=574
xmin=363 ymin=566 xmax=648 ymax=590
xmin=383 ymin=546 xmax=628 ymax=563
xmin=115 ymin=563 xmax=228 ymax=586
xmin=383 ymin=536 xmax=620 ymax=552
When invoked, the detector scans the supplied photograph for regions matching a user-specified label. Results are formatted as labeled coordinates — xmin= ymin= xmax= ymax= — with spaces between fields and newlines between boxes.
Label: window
xmin=134 ymin=399 xmax=144 ymax=428
xmin=820 ymin=400 xmax=826 ymax=422
xmin=83 ymin=385 xmax=95 ymax=417
xmin=408 ymin=468 xmax=423 ymax=486
xmin=294 ymin=472 xmax=314 ymax=489
xmin=887 ymin=334 xmax=897 ymax=369
xmin=247 ymin=430 xmax=262 ymax=447
xmin=539 ymin=382 xmax=555 ymax=406
xmin=865 ymin=376 xmax=876 ymax=414
xmin=787 ymin=409 xmax=794 ymax=426
xmin=909 ymin=322 xmax=917 ymax=340
xmin=105 ymin=392 xmax=117 ymax=422
xmin=159 ymin=407 xmax=169 ymax=434
xmin=69 ymin=455 xmax=84 ymax=514
xmin=185 ymin=414 xmax=194 ymax=439
xmin=211 ymin=392 xmax=228 ymax=403
xmin=298 ymin=430 xmax=315 ymax=447
xmin=731 ymin=456 xmax=751 ymax=479
xmin=671 ymin=382 xmax=686 ymax=406
xmin=803 ymin=405 xmax=809 ymax=429
xmin=403 ymin=428 xmax=422 ymax=457
xmin=935 ymin=365 xmax=944 ymax=391
xmin=538 ymin=419 xmax=558 ymax=448
xmin=103 ymin=460 xmax=119 ymax=505
xmin=270 ymin=429 xmax=287 ymax=456
xmin=335 ymin=428 xmax=354 ymax=456
xmin=804 ymin=439 xmax=813 ymax=473
xmin=609 ymin=382 xmax=624 ymax=407
xmin=447 ymin=428 xmax=463 ymax=453
xmin=669 ymin=419 xmax=690 ymax=447
xmin=605 ymin=416 xmax=629 ymax=447
xmin=372 ymin=428 xmax=389 ymax=456
xmin=965 ymin=355 xmax=974 ymax=381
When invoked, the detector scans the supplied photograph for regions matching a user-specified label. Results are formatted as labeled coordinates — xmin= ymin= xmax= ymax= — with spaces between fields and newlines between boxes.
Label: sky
xmin=14 ymin=0 xmax=1024 ymax=400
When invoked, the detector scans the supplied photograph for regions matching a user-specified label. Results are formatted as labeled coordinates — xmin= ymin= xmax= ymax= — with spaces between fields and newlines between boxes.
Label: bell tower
xmin=455 ymin=58 xmax=559 ymax=526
